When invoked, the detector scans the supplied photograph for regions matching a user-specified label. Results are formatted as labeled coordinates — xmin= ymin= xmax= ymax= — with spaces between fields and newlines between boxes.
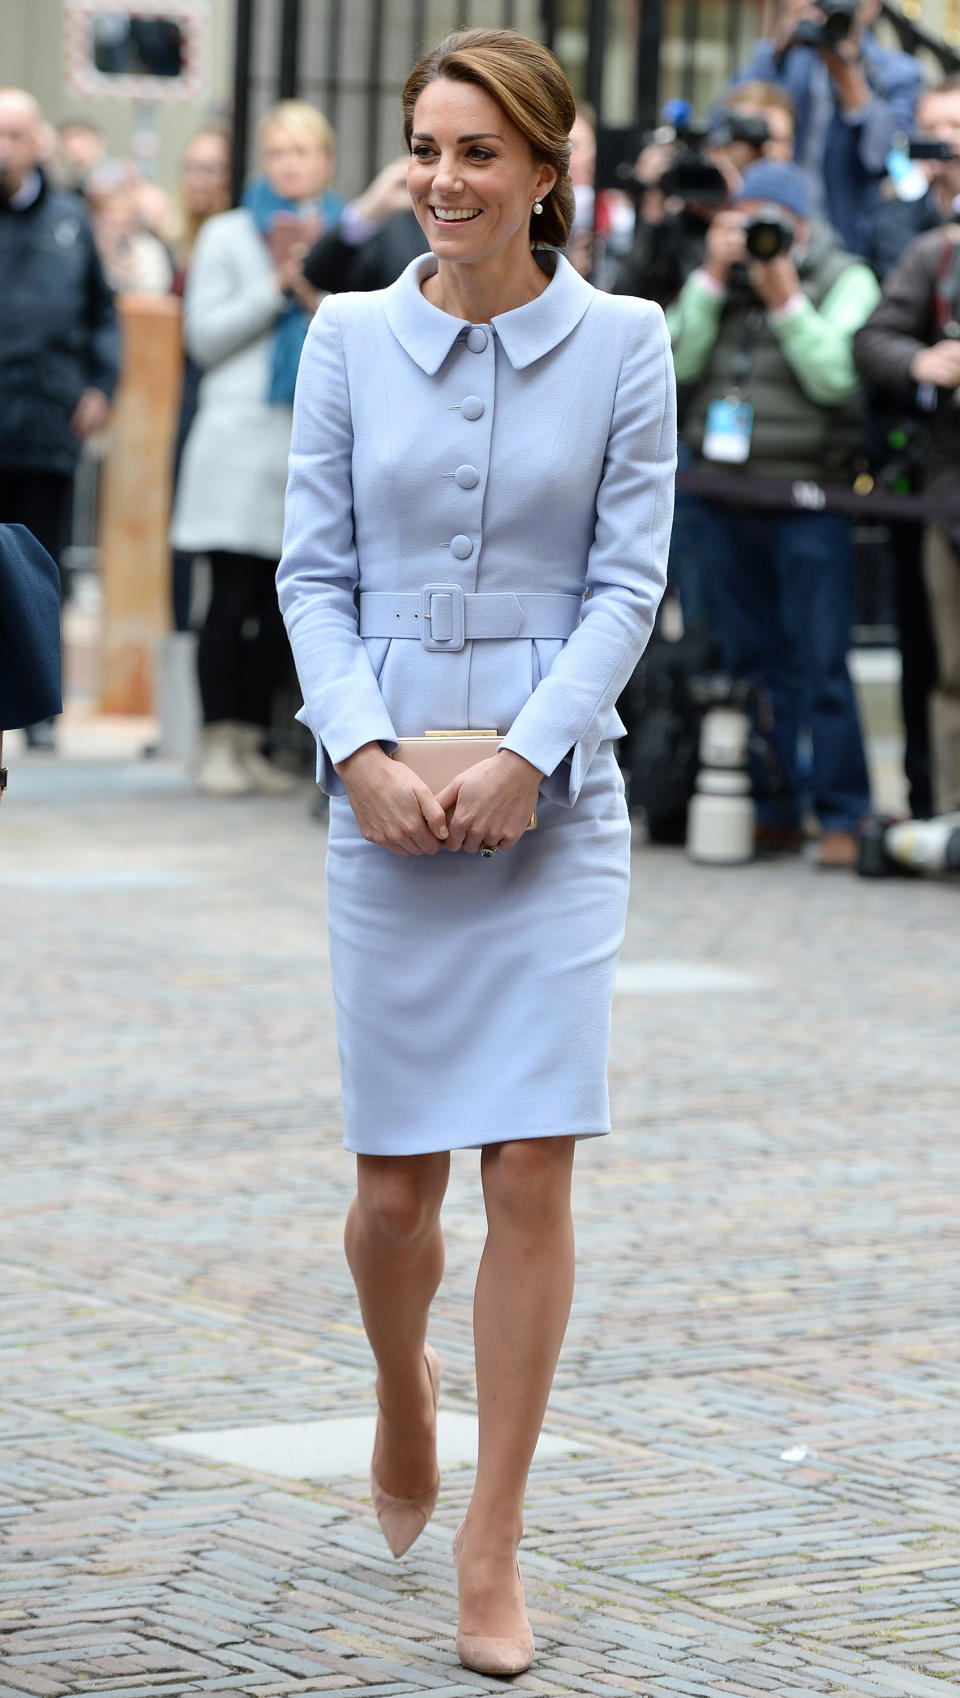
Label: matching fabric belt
xmin=358 ymin=585 xmax=582 ymax=653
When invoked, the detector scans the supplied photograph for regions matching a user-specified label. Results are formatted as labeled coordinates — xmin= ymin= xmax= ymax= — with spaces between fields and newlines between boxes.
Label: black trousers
xmin=196 ymin=550 xmax=289 ymax=730
xmin=889 ymin=520 xmax=937 ymax=819
xmin=0 ymin=469 xmax=73 ymax=595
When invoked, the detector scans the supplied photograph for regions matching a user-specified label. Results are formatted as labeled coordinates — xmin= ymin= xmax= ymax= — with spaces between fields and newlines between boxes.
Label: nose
xmin=430 ymin=151 xmax=463 ymax=195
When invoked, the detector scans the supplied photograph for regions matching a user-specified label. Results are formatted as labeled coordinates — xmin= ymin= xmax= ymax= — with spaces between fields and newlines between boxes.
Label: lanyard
xmin=727 ymin=304 xmax=767 ymax=400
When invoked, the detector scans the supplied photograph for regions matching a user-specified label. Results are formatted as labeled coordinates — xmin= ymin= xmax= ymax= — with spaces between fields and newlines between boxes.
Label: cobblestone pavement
xmin=2 ymin=733 xmax=960 ymax=1698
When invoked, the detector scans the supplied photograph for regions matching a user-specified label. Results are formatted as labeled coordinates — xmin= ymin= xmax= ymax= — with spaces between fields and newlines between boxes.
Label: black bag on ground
xmin=619 ymin=621 xmax=718 ymax=843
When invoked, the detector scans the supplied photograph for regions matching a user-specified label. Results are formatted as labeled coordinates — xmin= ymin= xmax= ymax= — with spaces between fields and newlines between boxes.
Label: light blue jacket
xmin=277 ymin=251 xmax=676 ymax=805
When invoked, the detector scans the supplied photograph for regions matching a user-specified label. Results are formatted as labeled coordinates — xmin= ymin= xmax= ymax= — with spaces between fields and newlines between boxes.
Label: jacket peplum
xmin=278 ymin=251 xmax=676 ymax=805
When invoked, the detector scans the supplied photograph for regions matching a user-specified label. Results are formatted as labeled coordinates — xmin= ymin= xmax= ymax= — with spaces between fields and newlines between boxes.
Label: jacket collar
xmin=383 ymin=247 xmax=594 ymax=375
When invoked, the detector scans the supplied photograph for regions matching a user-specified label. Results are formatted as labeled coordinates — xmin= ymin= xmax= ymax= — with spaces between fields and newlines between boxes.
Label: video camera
xmin=595 ymin=103 xmax=773 ymax=211
xmin=778 ymin=0 xmax=858 ymax=58
xmin=659 ymin=111 xmax=774 ymax=203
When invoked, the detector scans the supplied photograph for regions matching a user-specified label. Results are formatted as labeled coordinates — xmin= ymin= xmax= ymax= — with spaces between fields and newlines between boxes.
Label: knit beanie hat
xmin=736 ymin=161 xmax=811 ymax=220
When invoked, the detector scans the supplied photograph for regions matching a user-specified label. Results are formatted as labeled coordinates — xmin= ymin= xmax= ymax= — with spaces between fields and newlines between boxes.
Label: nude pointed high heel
xmin=453 ymin=1520 xmax=536 ymax=1677
xmin=370 ymin=1344 xmax=441 ymax=1558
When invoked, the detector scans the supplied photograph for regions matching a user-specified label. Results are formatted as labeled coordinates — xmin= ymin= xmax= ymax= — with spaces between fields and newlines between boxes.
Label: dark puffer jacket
xmin=0 ymin=172 xmax=120 ymax=475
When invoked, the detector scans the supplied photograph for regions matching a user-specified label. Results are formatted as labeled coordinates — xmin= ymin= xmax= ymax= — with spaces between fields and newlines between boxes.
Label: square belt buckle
xmin=420 ymin=583 xmax=465 ymax=652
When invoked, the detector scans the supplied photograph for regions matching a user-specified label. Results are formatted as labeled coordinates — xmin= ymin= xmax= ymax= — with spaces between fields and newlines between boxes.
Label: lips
xmin=431 ymin=206 xmax=481 ymax=223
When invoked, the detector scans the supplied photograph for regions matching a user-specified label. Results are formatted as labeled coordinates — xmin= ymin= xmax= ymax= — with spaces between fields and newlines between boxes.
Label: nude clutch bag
xmin=390 ymin=730 xmax=536 ymax=829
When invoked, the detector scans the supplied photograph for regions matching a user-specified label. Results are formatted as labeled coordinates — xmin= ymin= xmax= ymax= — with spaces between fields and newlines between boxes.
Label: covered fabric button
xmin=460 ymin=395 xmax=484 ymax=420
xmin=455 ymin=464 xmax=479 ymax=489
xmin=466 ymin=326 xmax=488 ymax=353
xmin=449 ymin=534 xmax=474 ymax=560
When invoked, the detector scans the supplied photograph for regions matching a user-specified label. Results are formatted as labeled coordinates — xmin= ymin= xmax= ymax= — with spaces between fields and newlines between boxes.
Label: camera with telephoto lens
xmin=784 ymin=0 xmax=858 ymax=54
xmin=709 ymin=113 xmax=772 ymax=153
xmin=658 ymin=119 xmax=729 ymax=205
xmin=743 ymin=207 xmax=795 ymax=261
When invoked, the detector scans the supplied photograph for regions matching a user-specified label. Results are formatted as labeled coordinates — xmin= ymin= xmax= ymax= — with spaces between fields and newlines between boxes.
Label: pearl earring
xmin=533 ymin=199 xmax=543 ymax=215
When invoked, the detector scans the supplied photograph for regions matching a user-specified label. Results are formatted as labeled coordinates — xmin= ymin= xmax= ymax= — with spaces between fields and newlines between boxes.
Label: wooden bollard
xmin=98 ymin=294 xmax=182 ymax=714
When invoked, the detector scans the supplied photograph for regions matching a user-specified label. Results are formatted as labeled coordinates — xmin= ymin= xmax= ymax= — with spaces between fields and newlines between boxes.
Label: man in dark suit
xmin=0 ymin=86 xmax=120 ymax=746
xmin=0 ymin=525 xmax=63 ymax=805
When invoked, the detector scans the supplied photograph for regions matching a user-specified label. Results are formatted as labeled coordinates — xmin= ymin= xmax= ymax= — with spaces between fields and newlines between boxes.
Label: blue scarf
xmin=243 ymin=175 xmax=344 ymax=405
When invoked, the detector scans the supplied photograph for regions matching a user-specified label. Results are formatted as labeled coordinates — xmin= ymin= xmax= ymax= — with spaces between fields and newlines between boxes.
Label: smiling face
xmin=261 ymin=122 xmax=332 ymax=203
xmin=407 ymin=77 xmax=556 ymax=269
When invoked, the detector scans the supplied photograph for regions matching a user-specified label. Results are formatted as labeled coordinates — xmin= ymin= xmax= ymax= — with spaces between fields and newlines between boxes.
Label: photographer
xmin=869 ymin=77 xmax=960 ymax=280
xmin=668 ymin=161 xmax=878 ymax=866
xmin=730 ymin=0 xmax=922 ymax=257
xmin=858 ymin=80 xmax=960 ymax=821
xmin=612 ymin=85 xmax=795 ymax=308
xmin=855 ymin=214 xmax=960 ymax=815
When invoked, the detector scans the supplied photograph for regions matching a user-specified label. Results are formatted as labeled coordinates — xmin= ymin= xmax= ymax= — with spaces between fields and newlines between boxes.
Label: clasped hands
xmin=334 ymin=741 xmax=543 ymax=859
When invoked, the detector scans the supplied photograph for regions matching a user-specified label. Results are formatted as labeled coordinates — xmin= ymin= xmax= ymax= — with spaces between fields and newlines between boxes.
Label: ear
xmin=536 ymin=163 xmax=558 ymax=200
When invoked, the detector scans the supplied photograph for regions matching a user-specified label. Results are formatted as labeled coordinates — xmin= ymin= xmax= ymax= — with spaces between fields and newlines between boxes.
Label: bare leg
xmin=344 ymin=1151 xmax=450 ymax=1499
xmin=457 ymin=1136 xmax=577 ymax=1638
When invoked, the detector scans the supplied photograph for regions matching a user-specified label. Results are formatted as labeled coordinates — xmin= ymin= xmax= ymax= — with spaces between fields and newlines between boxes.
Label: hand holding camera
xmin=705 ymin=207 xmax=801 ymax=306
xmin=773 ymin=0 xmax=862 ymax=61
xmin=704 ymin=210 xmax=748 ymax=286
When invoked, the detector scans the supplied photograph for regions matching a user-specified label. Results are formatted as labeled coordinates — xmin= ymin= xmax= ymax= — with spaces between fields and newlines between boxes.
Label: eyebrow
xmin=411 ymin=131 xmax=502 ymax=142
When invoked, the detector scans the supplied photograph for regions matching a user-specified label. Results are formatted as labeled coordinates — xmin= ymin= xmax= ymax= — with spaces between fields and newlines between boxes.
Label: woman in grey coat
xmin=171 ymin=101 xmax=342 ymax=795
xmin=277 ymin=29 xmax=675 ymax=1676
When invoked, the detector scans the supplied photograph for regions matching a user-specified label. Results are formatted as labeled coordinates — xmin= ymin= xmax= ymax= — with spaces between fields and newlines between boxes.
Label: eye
xmin=411 ymin=145 xmax=435 ymax=160
xmin=467 ymin=148 xmax=494 ymax=161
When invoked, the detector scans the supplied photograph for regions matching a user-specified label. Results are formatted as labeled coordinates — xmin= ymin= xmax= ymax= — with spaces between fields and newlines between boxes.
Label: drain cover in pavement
xmin=155 ymin=1411 xmax=583 ymax=1479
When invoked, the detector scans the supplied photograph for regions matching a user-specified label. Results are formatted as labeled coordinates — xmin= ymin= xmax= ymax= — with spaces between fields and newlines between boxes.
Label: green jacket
xmin=667 ymin=223 xmax=880 ymax=482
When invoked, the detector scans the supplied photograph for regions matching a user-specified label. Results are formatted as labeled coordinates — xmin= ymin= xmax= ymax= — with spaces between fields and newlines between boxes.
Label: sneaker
xmin=233 ymin=723 xmax=299 ymax=795
xmin=194 ymin=723 xmax=255 ymax=796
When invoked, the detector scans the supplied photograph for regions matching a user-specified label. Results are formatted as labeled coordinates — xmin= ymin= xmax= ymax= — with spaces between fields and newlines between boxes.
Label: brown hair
xmin=919 ymin=72 xmax=960 ymax=107
xmin=402 ymin=28 xmax=576 ymax=250
xmin=725 ymin=80 xmax=796 ymax=120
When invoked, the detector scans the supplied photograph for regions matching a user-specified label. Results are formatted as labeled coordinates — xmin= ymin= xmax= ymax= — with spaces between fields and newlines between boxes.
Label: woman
xmin=85 ymin=160 xmax=173 ymax=294
xmin=171 ymin=101 xmax=342 ymax=796
xmin=277 ymin=30 xmax=675 ymax=1676
xmin=170 ymin=126 xmax=232 ymax=634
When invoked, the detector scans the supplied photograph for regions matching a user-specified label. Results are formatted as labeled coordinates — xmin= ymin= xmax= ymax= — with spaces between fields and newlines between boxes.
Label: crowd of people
xmin=3 ymin=0 xmax=960 ymax=857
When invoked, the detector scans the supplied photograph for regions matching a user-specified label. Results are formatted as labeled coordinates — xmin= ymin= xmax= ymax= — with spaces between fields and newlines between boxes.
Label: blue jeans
xmin=698 ymin=501 xmax=871 ymax=833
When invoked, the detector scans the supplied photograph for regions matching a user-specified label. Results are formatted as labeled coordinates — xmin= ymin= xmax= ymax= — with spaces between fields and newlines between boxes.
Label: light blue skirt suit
xmin=277 ymin=250 xmax=676 ymax=1156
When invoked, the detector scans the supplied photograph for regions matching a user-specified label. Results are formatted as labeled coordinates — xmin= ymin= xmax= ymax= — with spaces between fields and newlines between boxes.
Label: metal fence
xmin=231 ymin=0 xmax=666 ymax=204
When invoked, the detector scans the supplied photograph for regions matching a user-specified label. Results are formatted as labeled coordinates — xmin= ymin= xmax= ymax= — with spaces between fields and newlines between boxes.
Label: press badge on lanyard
xmin=702 ymin=396 xmax=754 ymax=464
xmin=702 ymin=304 xmax=763 ymax=465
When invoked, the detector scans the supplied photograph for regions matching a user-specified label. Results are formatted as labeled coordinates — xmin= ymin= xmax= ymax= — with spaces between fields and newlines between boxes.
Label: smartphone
xmin=908 ymin=140 xmax=956 ymax=161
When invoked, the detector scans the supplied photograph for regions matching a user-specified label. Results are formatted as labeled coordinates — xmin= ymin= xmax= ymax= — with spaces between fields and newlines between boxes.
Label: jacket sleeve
xmin=183 ymin=216 xmax=286 ymax=369
xmin=666 ymin=270 xmax=726 ymax=383
xmin=499 ymin=303 xmax=676 ymax=805
xmin=839 ymin=48 xmax=924 ymax=176
xmin=276 ymin=297 xmax=398 ymax=794
xmin=83 ymin=228 xmax=121 ymax=399
xmin=853 ymin=235 xmax=940 ymax=403
xmin=769 ymin=262 xmax=881 ymax=404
